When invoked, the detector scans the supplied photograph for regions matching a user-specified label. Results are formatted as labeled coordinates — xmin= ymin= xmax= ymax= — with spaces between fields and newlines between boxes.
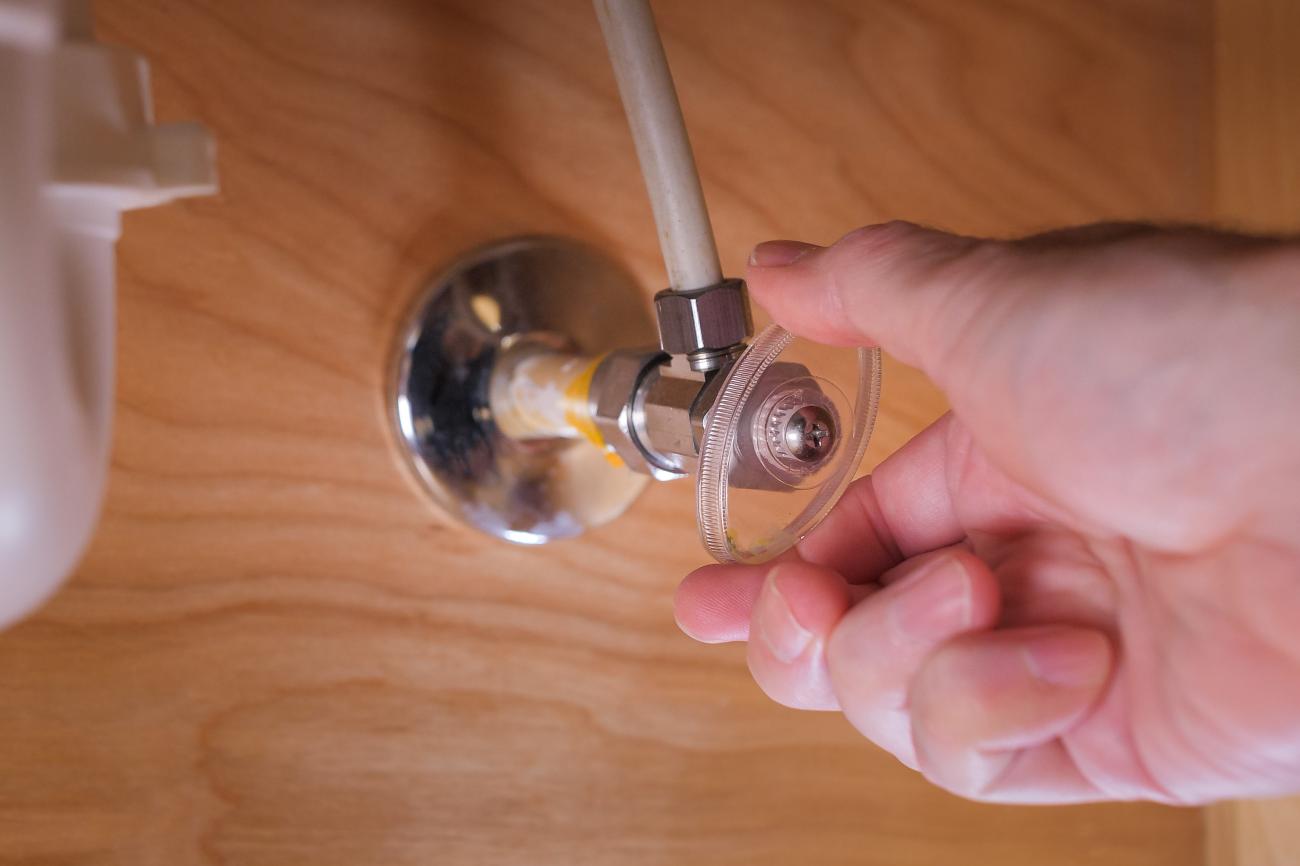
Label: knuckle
xmin=748 ymin=647 xmax=838 ymax=711
xmin=832 ymin=221 xmax=923 ymax=264
xmin=751 ymin=667 xmax=807 ymax=710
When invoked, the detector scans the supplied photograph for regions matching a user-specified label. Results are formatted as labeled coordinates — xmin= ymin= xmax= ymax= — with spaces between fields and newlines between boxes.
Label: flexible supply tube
xmin=595 ymin=0 xmax=722 ymax=292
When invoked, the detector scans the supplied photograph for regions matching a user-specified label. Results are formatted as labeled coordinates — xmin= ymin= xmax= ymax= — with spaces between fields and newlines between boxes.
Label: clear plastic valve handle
xmin=696 ymin=324 xmax=881 ymax=564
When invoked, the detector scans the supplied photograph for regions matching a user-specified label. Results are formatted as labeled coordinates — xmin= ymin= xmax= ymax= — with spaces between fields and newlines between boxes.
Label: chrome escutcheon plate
xmin=390 ymin=236 xmax=654 ymax=544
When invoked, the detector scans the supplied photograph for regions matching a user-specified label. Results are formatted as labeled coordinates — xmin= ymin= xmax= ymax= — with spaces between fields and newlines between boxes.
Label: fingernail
xmin=1021 ymin=629 xmax=1110 ymax=687
xmin=888 ymin=556 xmax=972 ymax=643
xmin=754 ymin=567 xmax=814 ymax=663
xmin=749 ymin=240 xmax=820 ymax=267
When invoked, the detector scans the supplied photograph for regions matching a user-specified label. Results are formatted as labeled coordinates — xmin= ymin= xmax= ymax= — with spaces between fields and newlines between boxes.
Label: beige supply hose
xmin=595 ymin=0 xmax=722 ymax=293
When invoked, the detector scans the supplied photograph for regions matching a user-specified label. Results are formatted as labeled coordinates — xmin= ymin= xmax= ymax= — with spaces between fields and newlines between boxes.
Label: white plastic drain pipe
xmin=0 ymin=0 xmax=216 ymax=627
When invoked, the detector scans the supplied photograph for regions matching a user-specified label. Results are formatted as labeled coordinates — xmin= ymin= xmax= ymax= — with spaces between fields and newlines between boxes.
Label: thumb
xmin=746 ymin=221 xmax=1005 ymax=378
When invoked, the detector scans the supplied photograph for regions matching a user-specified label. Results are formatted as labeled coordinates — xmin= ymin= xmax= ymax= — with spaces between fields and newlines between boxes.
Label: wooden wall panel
xmin=1208 ymin=800 xmax=1300 ymax=866
xmin=1213 ymin=0 xmax=1300 ymax=233
xmin=0 ymin=1 xmax=1211 ymax=864
xmin=1205 ymin=0 xmax=1300 ymax=862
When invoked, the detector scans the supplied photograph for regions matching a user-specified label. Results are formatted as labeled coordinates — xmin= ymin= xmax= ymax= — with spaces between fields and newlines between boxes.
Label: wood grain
xmin=1212 ymin=0 xmax=1300 ymax=233
xmin=1207 ymin=800 xmax=1300 ymax=866
xmin=0 ymin=1 xmax=1212 ymax=864
xmin=1205 ymin=0 xmax=1300 ymax=862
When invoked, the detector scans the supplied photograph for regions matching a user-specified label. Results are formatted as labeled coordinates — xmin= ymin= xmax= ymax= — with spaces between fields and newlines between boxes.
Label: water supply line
xmin=490 ymin=0 xmax=754 ymax=472
xmin=593 ymin=0 xmax=721 ymax=293
xmin=390 ymin=3 xmax=878 ymax=560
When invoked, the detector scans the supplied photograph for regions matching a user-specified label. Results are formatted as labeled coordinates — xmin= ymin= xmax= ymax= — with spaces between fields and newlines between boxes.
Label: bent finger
xmin=746 ymin=562 xmax=853 ymax=710
xmin=908 ymin=625 xmax=1114 ymax=803
xmin=826 ymin=547 xmax=1000 ymax=762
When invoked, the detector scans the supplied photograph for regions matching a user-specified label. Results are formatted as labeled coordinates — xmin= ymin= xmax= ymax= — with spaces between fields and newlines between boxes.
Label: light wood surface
xmin=0 ymin=1 xmax=1217 ymax=863
xmin=1213 ymin=0 xmax=1300 ymax=233
xmin=1204 ymin=0 xmax=1300 ymax=863
xmin=1207 ymin=800 xmax=1300 ymax=866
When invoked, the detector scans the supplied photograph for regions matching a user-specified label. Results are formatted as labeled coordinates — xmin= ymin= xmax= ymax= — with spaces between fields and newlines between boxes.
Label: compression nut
xmin=653 ymin=278 xmax=753 ymax=357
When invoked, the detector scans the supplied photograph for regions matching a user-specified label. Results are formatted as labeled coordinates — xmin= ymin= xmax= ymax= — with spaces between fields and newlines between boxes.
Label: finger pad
xmin=674 ymin=566 xmax=767 ymax=643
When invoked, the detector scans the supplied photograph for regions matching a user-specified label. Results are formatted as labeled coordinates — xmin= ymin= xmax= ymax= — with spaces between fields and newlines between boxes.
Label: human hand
xmin=675 ymin=222 xmax=1300 ymax=804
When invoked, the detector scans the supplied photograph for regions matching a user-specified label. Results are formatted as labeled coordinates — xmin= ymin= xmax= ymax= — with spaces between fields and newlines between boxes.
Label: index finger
xmin=798 ymin=412 xmax=964 ymax=581
xmin=800 ymin=411 xmax=1050 ymax=582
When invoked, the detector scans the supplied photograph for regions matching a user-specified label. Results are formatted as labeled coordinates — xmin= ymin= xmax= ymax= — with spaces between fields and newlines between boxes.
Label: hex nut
xmin=588 ymin=348 xmax=666 ymax=476
xmin=654 ymin=279 xmax=753 ymax=356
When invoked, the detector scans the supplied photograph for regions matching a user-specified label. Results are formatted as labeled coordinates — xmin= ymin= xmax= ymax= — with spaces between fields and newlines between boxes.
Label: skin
xmin=674 ymin=222 xmax=1300 ymax=805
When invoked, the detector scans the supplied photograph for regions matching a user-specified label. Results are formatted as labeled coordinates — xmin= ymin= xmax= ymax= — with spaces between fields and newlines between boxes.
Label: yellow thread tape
xmin=563 ymin=354 xmax=625 ymax=468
